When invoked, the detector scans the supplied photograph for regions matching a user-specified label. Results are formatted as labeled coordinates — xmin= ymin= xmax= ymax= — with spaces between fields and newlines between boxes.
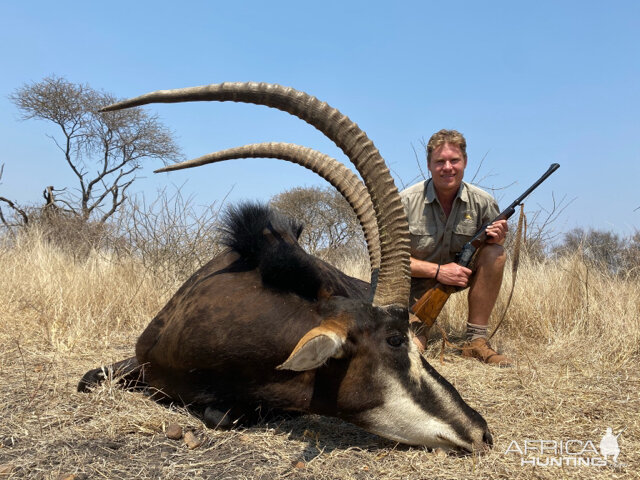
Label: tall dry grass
xmin=0 ymin=227 xmax=176 ymax=355
xmin=440 ymin=252 xmax=640 ymax=366
xmin=0 ymin=227 xmax=638 ymax=479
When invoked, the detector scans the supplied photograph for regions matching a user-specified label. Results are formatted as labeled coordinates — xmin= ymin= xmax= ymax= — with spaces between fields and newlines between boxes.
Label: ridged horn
xmin=155 ymin=142 xmax=381 ymax=278
xmin=100 ymin=82 xmax=410 ymax=307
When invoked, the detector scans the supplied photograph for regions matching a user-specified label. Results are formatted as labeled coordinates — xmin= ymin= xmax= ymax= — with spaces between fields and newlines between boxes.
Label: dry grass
xmin=0 ymin=229 xmax=638 ymax=479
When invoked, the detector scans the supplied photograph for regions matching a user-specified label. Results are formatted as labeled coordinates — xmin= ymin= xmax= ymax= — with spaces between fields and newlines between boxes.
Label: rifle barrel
xmin=508 ymin=163 xmax=560 ymax=210
xmin=463 ymin=163 xmax=560 ymax=256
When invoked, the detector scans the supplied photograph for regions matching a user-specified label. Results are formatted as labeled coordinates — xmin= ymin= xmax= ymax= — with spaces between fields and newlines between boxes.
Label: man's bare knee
xmin=476 ymin=244 xmax=506 ymax=270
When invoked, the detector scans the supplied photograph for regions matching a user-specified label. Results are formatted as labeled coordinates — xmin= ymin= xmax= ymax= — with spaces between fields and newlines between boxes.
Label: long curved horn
xmin=156 ymin=142 xmax=381 ymax=278
xmin=101 ymin=82 xmax=409 ymax=307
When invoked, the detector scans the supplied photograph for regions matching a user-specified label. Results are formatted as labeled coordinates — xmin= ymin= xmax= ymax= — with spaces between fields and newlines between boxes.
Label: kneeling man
xmin=400 ymin=129 xmax=511 ymax=366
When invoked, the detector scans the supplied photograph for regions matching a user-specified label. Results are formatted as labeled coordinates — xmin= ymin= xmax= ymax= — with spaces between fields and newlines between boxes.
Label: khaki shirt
xmin=400 ymin=180 xmax=499 ymax=302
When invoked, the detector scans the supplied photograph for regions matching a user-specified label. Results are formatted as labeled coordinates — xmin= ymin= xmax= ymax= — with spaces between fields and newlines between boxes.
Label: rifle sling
xmin=487 ymin=203 xmax=526 ymax=341
xmin=430 ymin=204 xmax=526 ymax=362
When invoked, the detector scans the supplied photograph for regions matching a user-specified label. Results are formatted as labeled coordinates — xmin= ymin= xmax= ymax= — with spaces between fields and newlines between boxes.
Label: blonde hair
xmin=426 ymin=129 xmax=467 ymax=164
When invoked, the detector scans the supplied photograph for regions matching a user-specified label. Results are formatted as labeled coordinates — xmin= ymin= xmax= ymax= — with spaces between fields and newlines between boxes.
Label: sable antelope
xmin=79 ymin=83 xmax=492 ymax=451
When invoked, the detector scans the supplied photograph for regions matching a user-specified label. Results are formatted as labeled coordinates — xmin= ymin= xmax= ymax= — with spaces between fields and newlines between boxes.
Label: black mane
xmin=220 ymin=202 xmax=369 ymax=301
xmin=220 ymin=202 xmax=303 ymax=263
xmin=220 ymin=202 xmax=323 ymax=300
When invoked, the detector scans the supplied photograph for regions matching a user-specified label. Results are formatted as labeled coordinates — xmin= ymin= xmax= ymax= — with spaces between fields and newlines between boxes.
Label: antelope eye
xmin=386 ymin=334 xmax=406 ymax=348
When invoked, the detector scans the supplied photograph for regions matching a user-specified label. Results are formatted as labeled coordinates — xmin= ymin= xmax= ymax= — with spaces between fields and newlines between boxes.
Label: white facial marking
xmin=361 ymin=358 xmax=474 ymax=450
xmin=407 ymin=336 xmax=424 ymax=385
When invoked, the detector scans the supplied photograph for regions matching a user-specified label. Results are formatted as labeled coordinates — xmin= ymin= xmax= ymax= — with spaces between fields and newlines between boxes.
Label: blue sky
xmin=1 ymin=1 xmax=638 ymax=238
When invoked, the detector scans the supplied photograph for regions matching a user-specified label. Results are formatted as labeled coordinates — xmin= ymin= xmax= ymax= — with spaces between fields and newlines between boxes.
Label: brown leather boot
xmin=461 ymin=338 xmax=512 ymax=367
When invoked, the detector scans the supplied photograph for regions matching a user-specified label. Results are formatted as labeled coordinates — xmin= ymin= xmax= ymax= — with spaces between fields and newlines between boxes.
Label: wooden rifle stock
xmin=410 ymin=163 xmax=560 ymax=329
xmin=411 ymin=283 xmax=456 ymax=329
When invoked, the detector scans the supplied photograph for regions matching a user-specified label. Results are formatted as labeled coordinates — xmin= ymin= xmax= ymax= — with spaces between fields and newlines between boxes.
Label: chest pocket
xmin=409 ymin=223 xmax=438 ymax=259
xmin=451 ymin=223 xmax=477 ymax=254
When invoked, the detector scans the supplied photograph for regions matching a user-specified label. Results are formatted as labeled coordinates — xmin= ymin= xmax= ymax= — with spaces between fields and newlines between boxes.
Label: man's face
xmin=427 ymin=142 xmax=467 ymax=194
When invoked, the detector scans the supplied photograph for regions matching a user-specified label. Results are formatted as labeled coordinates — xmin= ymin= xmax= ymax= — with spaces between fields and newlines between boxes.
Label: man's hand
xmin=437 ymin=263 xmax=472 ymax=287
xmin=485 ymin=219 xmax=508 ymax=245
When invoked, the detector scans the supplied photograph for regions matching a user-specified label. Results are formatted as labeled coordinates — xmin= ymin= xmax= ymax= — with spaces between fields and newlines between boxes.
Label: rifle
xmin=411 ymin=163 xmax=560 ymax=329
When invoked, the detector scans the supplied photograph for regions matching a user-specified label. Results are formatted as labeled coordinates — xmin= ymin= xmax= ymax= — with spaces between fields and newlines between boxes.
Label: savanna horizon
xmin=0 ymin=224 xmax=637 ymax=478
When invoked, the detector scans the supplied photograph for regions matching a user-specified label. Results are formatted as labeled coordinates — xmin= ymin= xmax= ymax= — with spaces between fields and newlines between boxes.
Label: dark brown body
xmin=136 ymin=247 xmax=369 ymax=415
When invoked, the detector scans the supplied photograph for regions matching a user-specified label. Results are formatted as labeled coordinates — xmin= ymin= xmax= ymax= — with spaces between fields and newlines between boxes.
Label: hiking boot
xmin=461 ymin=338 xmax=512 ymax=367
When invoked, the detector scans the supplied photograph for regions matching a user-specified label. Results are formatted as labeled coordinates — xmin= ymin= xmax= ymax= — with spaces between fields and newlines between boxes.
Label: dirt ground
xmin=1 ymin=239 xmax=638 ymax=479
xmin=1 ymin=331 xmax=637 ymax=480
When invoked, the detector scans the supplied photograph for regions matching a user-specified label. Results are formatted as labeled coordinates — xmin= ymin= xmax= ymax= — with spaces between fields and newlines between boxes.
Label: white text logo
xmin=504 ymin=428 xmax=625 ymax=467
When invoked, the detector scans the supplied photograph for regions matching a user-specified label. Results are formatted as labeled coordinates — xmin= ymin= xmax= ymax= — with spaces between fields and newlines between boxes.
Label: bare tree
xmin=0 ymin=164 xmax=30 ymax=229
xmin=113 ymin=186 xmax=228 ymax=287
xmin=620 ymin=231 xmax=640 ymax=278
xmin=553 ymin=227 xmax=630 ymax=275
xmin=9 ymin=76 xmax=181 ymax=223
xmin=270 ymin=186 xmax=365 ymax=260
xmin=501 ymin=193 xmax=574 ymax=261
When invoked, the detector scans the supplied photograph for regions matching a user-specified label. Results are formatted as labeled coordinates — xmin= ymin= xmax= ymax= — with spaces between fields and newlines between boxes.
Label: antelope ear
xmin=277 ymin=322 xmax=347 ymax=372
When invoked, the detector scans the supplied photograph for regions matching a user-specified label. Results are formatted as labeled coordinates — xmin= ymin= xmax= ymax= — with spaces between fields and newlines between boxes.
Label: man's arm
xmin=409 ymin=257 xmax=438 ymax=278
xmin=410 ymin=256 xmax=472 ymax=288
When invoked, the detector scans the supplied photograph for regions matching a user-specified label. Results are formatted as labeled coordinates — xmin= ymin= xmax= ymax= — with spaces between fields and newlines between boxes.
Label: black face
xmin=371 ymin=305 xmax=414 ymax=370
xmin=355 ymin=303 xmax=412 ymax=356
xmin=314 ymin=298 xmax=491 ymax=451
xmin=386 ymin=332 xmax=406 ymax=348
xmin=312 ymin=299 xmax=414 ymax=413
